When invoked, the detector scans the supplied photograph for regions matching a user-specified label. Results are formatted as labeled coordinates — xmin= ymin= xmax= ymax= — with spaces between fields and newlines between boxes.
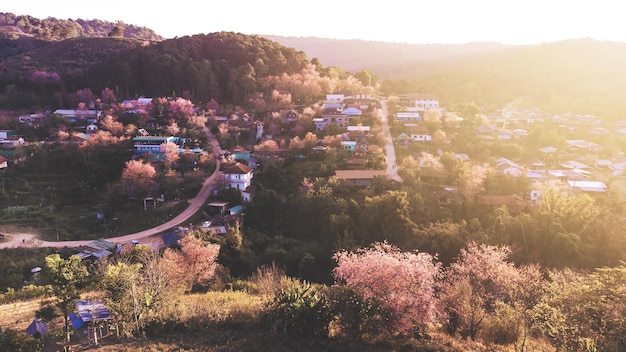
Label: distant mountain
xmin=262 ymin=35 xmax=507 ymax=78
xmin=264 ymin=35 xmax=626 ymax=119
xmin=385 ymin=38 xmax=626 ymax=118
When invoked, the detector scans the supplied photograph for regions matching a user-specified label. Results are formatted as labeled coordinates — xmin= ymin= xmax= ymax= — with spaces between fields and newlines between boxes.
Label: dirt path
xmin=0 ymin=232 xmax=43 ymax=248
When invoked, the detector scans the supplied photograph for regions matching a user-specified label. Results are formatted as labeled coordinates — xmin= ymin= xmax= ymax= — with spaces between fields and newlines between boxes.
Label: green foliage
xmin=0 ymin=328 xmax=43 ymax=352
xmin=262 ymin=279 xmax=331 ymax=338
xmin=535 ymin=267 xmax=626 ymax=352
xmin=88 ymin=32 xmax=310 ymax=104
xmin=42 ymin=254 xmax=89 ymax=343
xmin=101 ymin=260 xmax=145 ymax=337
xmin=0 ymin=247 xmax=55 ymax=293
xmin=326 ymin=285 xmax=390 ymax=341
xmin=0 ymin=285 xmax=50 ymax=304
xmin=480 ymin=301 xmax=522 ymax=345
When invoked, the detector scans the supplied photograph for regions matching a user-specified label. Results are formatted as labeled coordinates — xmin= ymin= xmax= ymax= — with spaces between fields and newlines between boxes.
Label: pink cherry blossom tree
xmin=163 ymin=234 xmax=220 ymax=292
xmin=100 ymin=87 xmax=116 ymax=105
xmin=333 ymin=242 xmax=441 ymax=336
xmin=168 ymin=97 xmax=195 ymax=122
xmin=438 ymin=241 xmax=520 ymax=341
xmin=30 ymin=70 xmax=61 ymax=85
xmin=121 ymin=160 xmax=156 ymax=196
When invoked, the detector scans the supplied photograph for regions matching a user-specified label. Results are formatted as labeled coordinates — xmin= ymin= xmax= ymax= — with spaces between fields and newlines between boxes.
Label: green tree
xmin=100 ymin=261 xmax=144 ymax=338
xmin=43 ymin=254 xmax=89 ymax=344
xmin=535 ymin=267 xmax=626 ymax=352
xmin=359 ymin=190 xmax=418 ymax=247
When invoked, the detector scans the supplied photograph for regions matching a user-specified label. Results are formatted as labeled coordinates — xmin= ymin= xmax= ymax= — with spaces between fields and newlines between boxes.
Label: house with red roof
xmin=220 ymin=161 xmax=254 ymax=191
xmin=0 ymin=155 xmax=8 ymax=169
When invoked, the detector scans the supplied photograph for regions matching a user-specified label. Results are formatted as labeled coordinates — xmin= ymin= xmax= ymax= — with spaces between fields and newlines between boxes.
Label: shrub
xmin=480 ymin=301 xmax=521 ymax=345
xmin=326 ymin=285 xmax=391 ymax=341
xmin=0 ymin=285 xmax=50 ymax=304
xmin=261 ymin=278 xmax=331 ymax=338
xmin=0 ymin=328 xmax=43 ymax=352
xmin=250 ymin=262 xmax=285 ymax=296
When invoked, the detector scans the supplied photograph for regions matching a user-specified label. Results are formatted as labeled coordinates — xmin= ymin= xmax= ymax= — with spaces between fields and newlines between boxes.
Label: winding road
xmin=0 ymin=127 xmax=223 ymax=249
xmin=380 ymin=99 xmax=403 ymax=182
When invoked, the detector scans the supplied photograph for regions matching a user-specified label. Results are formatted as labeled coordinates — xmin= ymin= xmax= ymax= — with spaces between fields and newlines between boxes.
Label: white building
xmin=220 ymin=162 xmax=253 ymax=191
xmin=414 ymin=94 xmax=439 ymax=110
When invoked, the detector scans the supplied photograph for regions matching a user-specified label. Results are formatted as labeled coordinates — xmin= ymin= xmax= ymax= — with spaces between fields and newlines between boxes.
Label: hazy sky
xmin=3 ymin=0 xmax=624 ymax=45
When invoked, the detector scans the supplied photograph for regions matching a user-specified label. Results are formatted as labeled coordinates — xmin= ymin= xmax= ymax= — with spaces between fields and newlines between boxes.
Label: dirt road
xmin=0 ymin=126 xmax=222 ymax=249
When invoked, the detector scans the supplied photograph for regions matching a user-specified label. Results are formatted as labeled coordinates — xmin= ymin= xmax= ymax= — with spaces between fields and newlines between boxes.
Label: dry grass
xmin=0 ymin=290 xmax=558 ymax=352
xmin=0 ymin=297 xmax=46 ymax=331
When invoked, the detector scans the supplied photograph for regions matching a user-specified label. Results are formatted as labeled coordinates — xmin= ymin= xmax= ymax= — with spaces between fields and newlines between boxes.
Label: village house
xmin=132 ymin=136 xmax=186 ymax=159
xmin=335 ymin=169 xmax=387 ymax=187
xmin=0 ymin=155 xmax=8 ymax=169
xmin=229 ymin=145 xmax=251 ymax=161
xmin=53 ymin=109 xmax=102 ymax=123
xmin=0 ymin=130 xmax=18 ymax=139
xmin=413 ymin=94 xmax=440 ymax=110
xmin=320 ymin=107 xmax=363 ymax=129
xmin=433 ymin=187 xmax=464 ymax=208
xmin=406 ymin=124 xmax=432 ymax=142
xmin=397 ymin=133 xmax=411 ymax=146
xmin=219 ymin=161 xmax=254 ymax=191
xmin=396 ymin=111 xmax=422 ymax=122
xmin=478 ymin=194 xmax=529 ymax=214
xmin=0 ymin=136 xmax=25 ymax=148
xmin=567 ymin=180 xmax=607 ymax=193
xmin=120 ymin=97 xmax=153 ymax=111
xmin=18 ymin=113 xmax=46 ymax=125
xmin=344 ymin=154 xmax=369 ymax=169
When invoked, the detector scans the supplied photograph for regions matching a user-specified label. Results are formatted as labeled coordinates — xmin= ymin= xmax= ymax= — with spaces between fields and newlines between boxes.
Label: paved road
xmin=0 ymin=127 xmax=223 ymax=249
xmin=380 ymin=99 xmax=403 ymax=182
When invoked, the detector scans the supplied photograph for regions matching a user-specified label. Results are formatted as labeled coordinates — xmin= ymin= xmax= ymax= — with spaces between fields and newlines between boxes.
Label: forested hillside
xmin=0 ymin=12 xmax=162 ymax=41
xmin=86 ymin=32 xmax=312 ymax=103
xmin=0 ymin=32 xmax=319 ymax=109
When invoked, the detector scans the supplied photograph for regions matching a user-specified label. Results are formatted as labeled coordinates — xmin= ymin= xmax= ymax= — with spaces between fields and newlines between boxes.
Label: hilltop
xmin=0 ymin=12 xmax=162 ymax=41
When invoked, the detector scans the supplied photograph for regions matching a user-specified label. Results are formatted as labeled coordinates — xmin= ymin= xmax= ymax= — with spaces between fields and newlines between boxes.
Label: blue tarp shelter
xmin=75 ymin=300 xmax=112 ymax=323
xmin=26 ymin=319 xmax=48 ymax=337
xmin=161 ymin=232 xmax=180 ymax=247
xmin=70 ymin=312 xmax=85 ymax=330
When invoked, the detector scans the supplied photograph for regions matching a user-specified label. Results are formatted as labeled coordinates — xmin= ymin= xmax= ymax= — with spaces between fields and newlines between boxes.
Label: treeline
xmin=0 ymin=12 xmax=162 ymax=41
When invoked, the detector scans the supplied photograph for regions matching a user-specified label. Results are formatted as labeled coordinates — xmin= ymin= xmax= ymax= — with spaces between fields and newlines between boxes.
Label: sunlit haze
xmin=3 ymin=0 xmax=624 ymax=45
